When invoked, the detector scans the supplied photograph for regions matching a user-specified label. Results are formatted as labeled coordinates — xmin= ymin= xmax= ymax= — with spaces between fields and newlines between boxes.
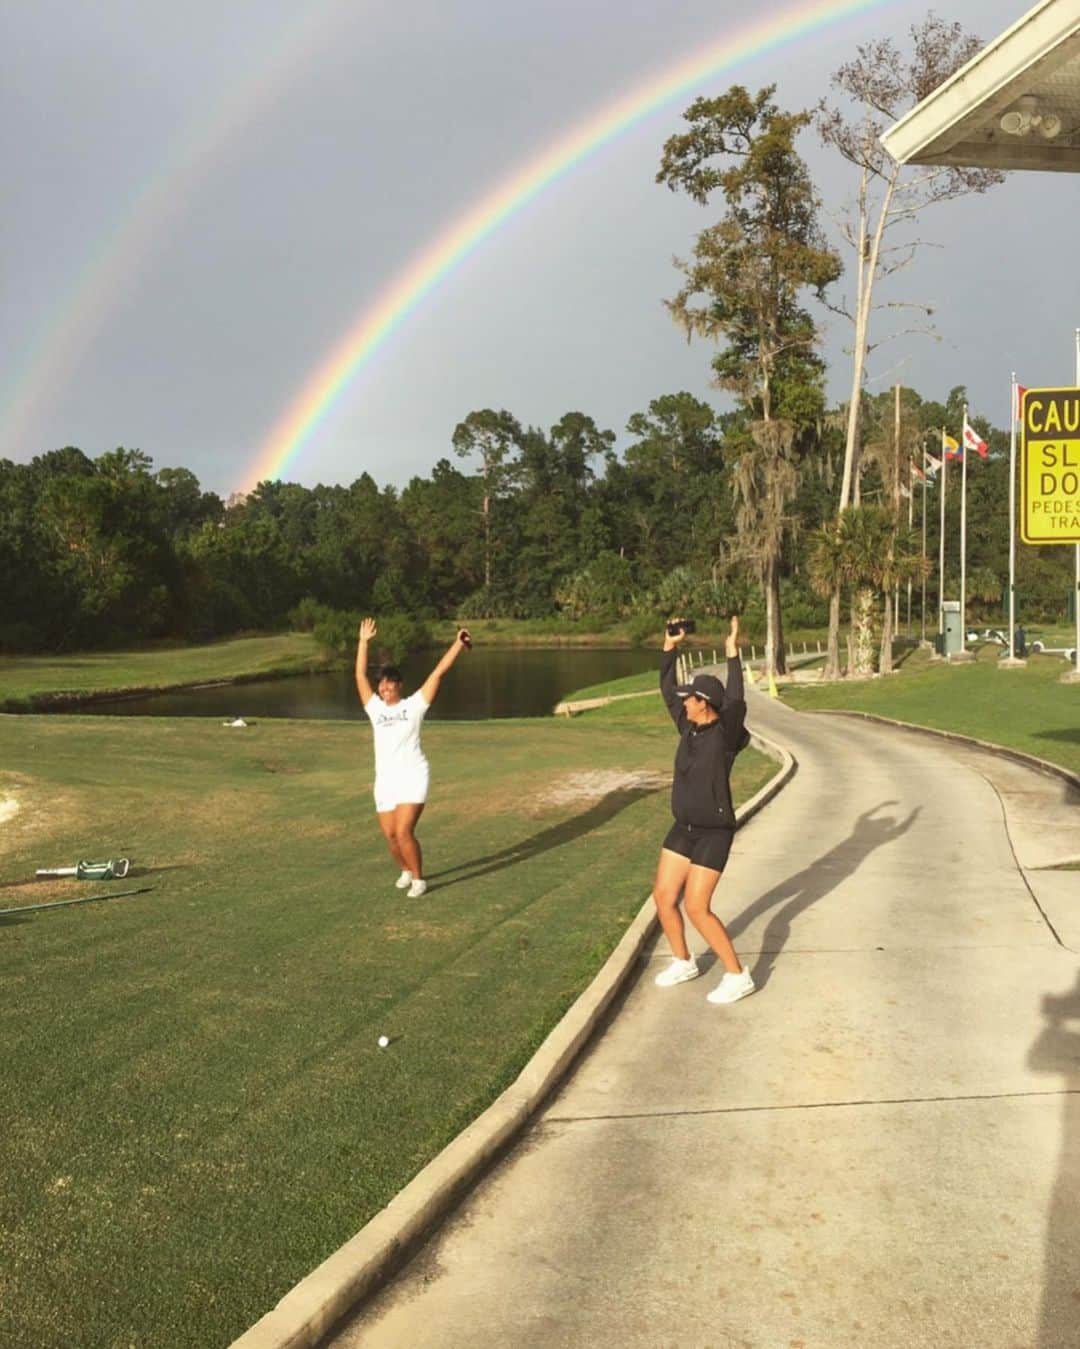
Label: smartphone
xmin=666 ymin=620 xmax=696 ymax=636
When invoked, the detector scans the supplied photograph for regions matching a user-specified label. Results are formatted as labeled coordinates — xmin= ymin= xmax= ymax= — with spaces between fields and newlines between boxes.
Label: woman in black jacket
xmin=652 ymin=615 xmax=755 ymax=1005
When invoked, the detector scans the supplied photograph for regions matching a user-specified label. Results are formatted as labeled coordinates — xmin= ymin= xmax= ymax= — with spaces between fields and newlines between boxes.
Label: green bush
xmin=287 ymin=597 xmax=333 ymax=632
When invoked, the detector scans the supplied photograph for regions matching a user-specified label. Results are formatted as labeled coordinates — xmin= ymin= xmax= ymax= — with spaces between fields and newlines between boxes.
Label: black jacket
xmin=660 ymin=649 xmax=748 ymax=830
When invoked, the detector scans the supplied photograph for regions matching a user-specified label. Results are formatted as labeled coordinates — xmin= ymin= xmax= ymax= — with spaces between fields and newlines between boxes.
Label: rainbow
xmin=248 ymin=0 xmax=893 ymax=491
xmin=0 ymin=1 xmax=354 ymax=460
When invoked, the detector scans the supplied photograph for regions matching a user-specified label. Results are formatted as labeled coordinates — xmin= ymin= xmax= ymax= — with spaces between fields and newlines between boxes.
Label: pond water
xmin=62 ymin=647 xmax=659 ymax=722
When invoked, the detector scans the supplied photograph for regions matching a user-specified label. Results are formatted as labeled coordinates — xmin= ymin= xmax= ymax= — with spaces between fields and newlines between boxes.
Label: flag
xmin=963 ymin=415 xmax=989 ymax=458
xmin=1013 ymin=383 xmax=1027 ymax=424
xmin=910 ymin=459 xmax=926 ymax=482
xmin=899 ymin=483 xmax=912 ymax=499
xmin=943 ymin=433 xmax=961 ymax=459
xmin=924 ymin=452 xmax=942 ymax=477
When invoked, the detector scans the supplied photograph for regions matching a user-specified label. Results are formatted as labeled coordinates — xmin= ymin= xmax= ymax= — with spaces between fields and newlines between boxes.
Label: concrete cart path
xmin=330 ymin=692 xmax=1080 ymax=1349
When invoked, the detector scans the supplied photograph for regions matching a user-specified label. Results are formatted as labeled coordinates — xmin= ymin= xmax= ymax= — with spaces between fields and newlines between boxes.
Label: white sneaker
xmin=406 ymin=878 xmax=428 ymax=899
xmin=706 ymin=967 xmax=756 ymax=1005
xmin=394 ymin=870 xmax=413 ymax=890
xmin=654 ymin=956 xmax=700 ymax=987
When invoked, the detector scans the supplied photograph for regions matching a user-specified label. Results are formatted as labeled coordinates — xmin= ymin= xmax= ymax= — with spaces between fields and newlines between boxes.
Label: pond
xmin=61 ymin=647 xmax=659 ymax=721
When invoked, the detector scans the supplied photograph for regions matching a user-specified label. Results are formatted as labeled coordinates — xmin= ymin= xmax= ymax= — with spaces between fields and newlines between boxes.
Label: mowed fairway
xmin=0 ymin=701 xmax=773 ymax=1347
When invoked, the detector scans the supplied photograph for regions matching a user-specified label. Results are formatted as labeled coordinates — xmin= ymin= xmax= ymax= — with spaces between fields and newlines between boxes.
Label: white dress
xmin=364 ymin=691 xmax=430 ymax=811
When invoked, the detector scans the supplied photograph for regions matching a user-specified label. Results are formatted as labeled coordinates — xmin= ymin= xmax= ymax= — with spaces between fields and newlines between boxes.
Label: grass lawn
xmin=563 ymin=670 xmax=658 ymax=701
xmin=782 ymin=644 xmax=1080 ymax=776
xmin=0 ymin=701 xmax=773 ymax=1348
xmin=0 ymin=634 xmax=330 ymax=710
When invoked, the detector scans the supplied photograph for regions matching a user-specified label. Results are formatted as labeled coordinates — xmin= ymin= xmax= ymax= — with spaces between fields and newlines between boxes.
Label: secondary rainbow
xmin=0 ymin=2 xmax=355 ymax=459
xmin=249 ymin=0 xmax=892 ymax=490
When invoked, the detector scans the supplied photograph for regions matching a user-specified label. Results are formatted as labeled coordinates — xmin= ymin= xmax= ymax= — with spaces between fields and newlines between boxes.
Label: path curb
xmin=229 ymin=731 xmax=796 ymax=1349
xmin=808 ymin=708 xmax=1080 ymax=794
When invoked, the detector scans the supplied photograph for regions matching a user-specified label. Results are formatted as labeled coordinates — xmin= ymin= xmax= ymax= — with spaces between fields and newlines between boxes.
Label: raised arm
xmin=660 ymin=618 xmax=688 ymax=729
xmin=355 ymin=617 xmax=377 ymax=706
xmin=419 ymin=628 xmax=470 ymax=706
xmin=721 ymin=614 xmax=746 ymax=741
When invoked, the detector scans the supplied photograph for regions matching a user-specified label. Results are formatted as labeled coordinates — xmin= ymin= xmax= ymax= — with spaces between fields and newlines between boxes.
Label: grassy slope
xmin=782 ymin=645 xmax=1080 ymax=776
xmin=0 ymin=634 xmax=329 ymax=708
xmin=0 ymin=702 xmax=773 ymax=1348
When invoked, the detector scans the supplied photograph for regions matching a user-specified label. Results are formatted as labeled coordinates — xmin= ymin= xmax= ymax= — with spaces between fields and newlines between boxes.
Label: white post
xmin=960 ymin=405 xmax=969 ymax=647
xmin=921 ymin=441 xmax=928 ymax=643
xmin=1072 ymin=329 xmax=1080 ymax=676
xmin=939 ymin=428 xmax=948 ymax=637
xmin=1008 ymin=372 xmax=1018 ymax=660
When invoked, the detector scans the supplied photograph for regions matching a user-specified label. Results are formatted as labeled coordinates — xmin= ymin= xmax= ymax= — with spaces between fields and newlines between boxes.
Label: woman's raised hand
xmin=359 ymin=616 xmax=377 ymax=643
xmin=725 ymin=614 xmax=740 ymax=658
xmin=663 ymin=618 xmax=688 ymax=652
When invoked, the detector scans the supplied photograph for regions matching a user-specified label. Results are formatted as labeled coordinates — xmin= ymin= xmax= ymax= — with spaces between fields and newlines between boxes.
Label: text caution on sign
xmin=1022 ymin=387 xmax=1080 ymax=545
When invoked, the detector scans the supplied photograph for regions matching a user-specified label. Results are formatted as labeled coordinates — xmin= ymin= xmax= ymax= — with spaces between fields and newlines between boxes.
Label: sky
xmin=2 ymin=0 xmax=1078 ymax=499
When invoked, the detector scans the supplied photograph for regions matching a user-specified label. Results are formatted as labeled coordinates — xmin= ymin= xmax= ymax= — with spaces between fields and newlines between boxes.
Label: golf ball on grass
xmin=377 ymin=1035 xmax=389 ymax=1048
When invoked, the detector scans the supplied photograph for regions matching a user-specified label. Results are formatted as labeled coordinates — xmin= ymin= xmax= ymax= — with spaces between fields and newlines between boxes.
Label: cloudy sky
xmin=2 ymin=0 xmax=1077 ymax=498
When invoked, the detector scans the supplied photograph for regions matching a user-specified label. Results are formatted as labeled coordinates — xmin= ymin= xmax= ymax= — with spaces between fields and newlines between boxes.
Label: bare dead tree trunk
xmin=826 ymin=167 xmax=900 ymax=678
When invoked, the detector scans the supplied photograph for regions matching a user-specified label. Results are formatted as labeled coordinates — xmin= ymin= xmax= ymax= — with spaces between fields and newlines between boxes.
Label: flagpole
xmin=921 ymin=440 xmax=928 ymax=643
xmin=939 ymin=426 xmax=947 ymax=639
xmin=1008 ymin=372 xmax=1017 ymax=660
xmin=1074 ymin=328 xmax=1079 ymax=678
xmin=960 ymin=405 xmax=969 ymax=648
xmin=894 ymin=383 xmax=901 ymax=637
xmin=906 ymin=456 xmax=914 ymax=631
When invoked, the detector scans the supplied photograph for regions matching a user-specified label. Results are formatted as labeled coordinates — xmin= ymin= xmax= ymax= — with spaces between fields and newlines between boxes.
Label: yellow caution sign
xmin=1022 ymin=388 xmax=1080 ymax=544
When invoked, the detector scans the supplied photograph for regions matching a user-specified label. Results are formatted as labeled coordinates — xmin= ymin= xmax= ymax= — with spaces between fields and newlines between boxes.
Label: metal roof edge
xmin=881 ymin=0 xmax=1080 ymax=164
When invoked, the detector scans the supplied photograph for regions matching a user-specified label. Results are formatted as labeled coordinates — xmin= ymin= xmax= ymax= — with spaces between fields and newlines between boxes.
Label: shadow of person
xmin=727 ymin=801 xmax=921 ymax=988
xmin=425 ymin=785 xmax=663 ymax=892
xmin=1033 ymin=728 xmax=1080 ymax=745
xmin=1027 ymin=971 xmax=1080 ymax=1347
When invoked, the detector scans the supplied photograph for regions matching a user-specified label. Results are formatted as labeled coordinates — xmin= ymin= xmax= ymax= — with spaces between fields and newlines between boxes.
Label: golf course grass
xmin=782 ymin=643 xmax=1080 ymax=776
xmin=0 ymin=634 xmax=331 ymax=710
xmin=0 ymin=700 xmax=774 ymax=1347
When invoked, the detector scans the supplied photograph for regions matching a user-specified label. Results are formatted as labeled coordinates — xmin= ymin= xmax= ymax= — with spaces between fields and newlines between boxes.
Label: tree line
xmin=1 ymin=382 xmax=1072 ymax=658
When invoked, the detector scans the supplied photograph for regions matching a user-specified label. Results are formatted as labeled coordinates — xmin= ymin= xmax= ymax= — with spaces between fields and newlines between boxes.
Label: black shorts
xmin=662 ymin=822 xmax=734 ymax=873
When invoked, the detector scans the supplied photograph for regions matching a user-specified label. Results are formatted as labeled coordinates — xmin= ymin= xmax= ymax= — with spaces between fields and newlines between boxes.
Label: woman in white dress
xmin=355 ymin=617 xmax=470 ymax=897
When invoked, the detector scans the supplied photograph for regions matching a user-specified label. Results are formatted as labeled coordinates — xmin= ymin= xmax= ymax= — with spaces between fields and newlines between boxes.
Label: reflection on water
xmin=55 ymin=647 xmax=659 ymax=722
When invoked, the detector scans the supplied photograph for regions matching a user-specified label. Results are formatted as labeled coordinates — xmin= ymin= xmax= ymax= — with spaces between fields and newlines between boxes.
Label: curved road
xmin=331 ymin=687 xmax=1080 ymax=1349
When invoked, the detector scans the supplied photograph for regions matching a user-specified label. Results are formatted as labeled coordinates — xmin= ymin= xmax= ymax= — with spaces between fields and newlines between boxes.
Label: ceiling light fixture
xmin=999 ymin=94 xmax=1061 ymax=138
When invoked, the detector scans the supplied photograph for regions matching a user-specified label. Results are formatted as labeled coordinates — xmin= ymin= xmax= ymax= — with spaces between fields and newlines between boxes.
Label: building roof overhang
xmin=881 ymin=0 xmax=1080 ymax=173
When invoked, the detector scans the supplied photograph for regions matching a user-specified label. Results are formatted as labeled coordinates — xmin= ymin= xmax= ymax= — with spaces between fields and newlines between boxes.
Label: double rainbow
xmin=244 ymin=0 xmax=893 ymax=489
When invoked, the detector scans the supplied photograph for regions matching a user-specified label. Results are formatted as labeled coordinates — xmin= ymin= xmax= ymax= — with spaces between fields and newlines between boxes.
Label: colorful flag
xmin=963 ymin=415 xmax=988 ymax=458
xmin=910 ymin=459 xmax=926 ymax=482
xmin=1013 ymin=383 xmax=1027 ymax=424
xmin=943 ymin=433 xmax=961 ymax=459
xmin=924 ymin=452 xmax=942 ymax=477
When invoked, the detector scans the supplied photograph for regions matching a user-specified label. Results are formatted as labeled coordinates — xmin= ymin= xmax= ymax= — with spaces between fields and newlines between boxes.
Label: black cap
xmin=675 ymin=673 xmax=726 ymax=710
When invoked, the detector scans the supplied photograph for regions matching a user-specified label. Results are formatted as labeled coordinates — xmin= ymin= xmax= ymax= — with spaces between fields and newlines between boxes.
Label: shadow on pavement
xmin=728 ymin=801 xmax=920 ymax=988
xmin=426 ymin=786 xmax=663 ymax=892
xmin=1028 ymin=970 xmax=1080 ymax=1347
